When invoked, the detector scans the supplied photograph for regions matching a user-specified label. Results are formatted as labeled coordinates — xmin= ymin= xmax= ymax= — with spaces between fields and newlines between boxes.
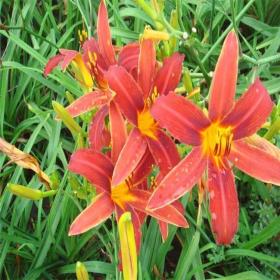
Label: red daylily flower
xmin=68 ymin=151 xmax=188 ymax=249
xmin=44 ymin=0 xmax=139 ymax=118
xmin=105 ymin=38 xmax=185 ymax=186
xmin=147 ymin=31 xmax=280 ymax=244
xmin=68 ymin=102 xmax=188 ymax=249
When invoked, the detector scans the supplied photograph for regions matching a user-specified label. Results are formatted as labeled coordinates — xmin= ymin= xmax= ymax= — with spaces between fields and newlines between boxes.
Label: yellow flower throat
xmin=137 ymin=87 xmax=159 ymax=140
xmin=202 ymin=123 xmax=233 ymax=167
xmin=111 ymin=178 xmax=135 ymax=209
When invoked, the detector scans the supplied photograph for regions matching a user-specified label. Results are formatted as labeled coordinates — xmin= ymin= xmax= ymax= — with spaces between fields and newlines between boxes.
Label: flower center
xmin=111 ymin=178 xmax=135 ymax=209
xmin=202 ymin=123 xmax=233 ymax=166
xmin=137 ymin=109 xmax=158 ymax=140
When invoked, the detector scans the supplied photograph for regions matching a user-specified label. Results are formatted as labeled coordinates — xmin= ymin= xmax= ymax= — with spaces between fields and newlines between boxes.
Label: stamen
xmin=202 ymin=123 xmax=233 ymax=165
xmin=78 ymin=29 xmax=88 ymax=45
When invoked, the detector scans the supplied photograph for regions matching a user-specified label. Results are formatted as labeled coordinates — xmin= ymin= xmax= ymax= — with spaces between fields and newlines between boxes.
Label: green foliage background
xmin=0 ymin=0 xmax=280 ymax=279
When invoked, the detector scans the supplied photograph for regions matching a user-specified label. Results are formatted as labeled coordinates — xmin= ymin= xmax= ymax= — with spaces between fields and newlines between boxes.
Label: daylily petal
xmin=138 ymin=39 xmax=156 ymax=99
xmin=44 ymin=54 xmax=64 ymax=76
xmin=105 ymin=65 xmax=144 ymax=124
xmin=118 ymin=43 xmax=140 ymax=75
xmin=65 ymin=90 xmax=111 ymax=118
xmin=97 ymin=0 xmax=116 ymax=67
xmin=222 ymin=79 xmax=273 ymax=140
xmin=59 ymin=49 xmax=79 ymax=70
xmin=156 ymin=199 xmax=185 ymax=241
xmin=109 ymin=101 xmax=127 ymax=164
xmin=82 ymin=37 xmax=107 ymax=73
xmin=151 ymin=93 xmax=210 ymax=145
xmin=112 ymin=128 xmax=147 ymax=186
xmin=132 ymin=149 xmax=154 ymax=186
xmin=82 ymin=37 xmax=99 ymax=55
xmin=208 ymin=161 xmax=238 ymax=244
xmin=230 ymin=140 xmax=280 ymax=185
xmin=154 ymin=53 xmax=184 ymax=96
xmin=89 ymin=106 xmax=109 ymax=151
xmin=208 ymin=31 xmax=239 ymax=121
xmin=129 ymin=189 xmax=188 ymax=227
xmin=68 ymin=149 xmax=114 ymax=192
xmin=158 ymin=221 xmax=168 ymax=241
xmin=147 ymin=130 xmax=180 ymax=176
xmin=69 ymin=192 xmax=114 ymax=235
xmin=148 ymin=147 xmax=207 ymax=210
xmin=246 ymin=134 xmax=280 ymax=159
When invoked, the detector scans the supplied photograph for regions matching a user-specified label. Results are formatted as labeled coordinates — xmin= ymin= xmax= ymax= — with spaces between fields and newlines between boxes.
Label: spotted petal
xmin=148 ymin=147 xmax=207 ymax=209
xmin=208 ymin=161 xmax=239 ymax=244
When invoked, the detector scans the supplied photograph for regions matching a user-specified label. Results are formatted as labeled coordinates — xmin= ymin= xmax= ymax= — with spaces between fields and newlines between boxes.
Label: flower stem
xmin=264 ymin=118 xmax=280 ymax=140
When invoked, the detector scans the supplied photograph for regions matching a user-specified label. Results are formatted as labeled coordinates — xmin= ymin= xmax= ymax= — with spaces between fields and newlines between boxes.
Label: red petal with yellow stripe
xmin=89 ymin=106 xmax=109 ymax=151
xmin=151 ymin=93 xmax=210 ymax=145
xmin=68 ymin=149 xmax=113 ymax=192
xmin=97 ymin=0 xmax=116 ymax=66
xmin=69 ymin=192 xmax=114 ymax=235
xmin=105 ymin=65 xmax=144 ymax=124
xmin=109 ymin=101 xmax=127 ymax=164
xmin=222 ymin=78 xmax=273 ymax=140
xmin=111 ymin=128 xmax=147 ymax=186
xmin=66 ymin=90 xmax=111 ymax=118
xmin=138 ymin=39 xmax=156 ymax=99
xmin=208 ymin=31 xmax=239 ymax=121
